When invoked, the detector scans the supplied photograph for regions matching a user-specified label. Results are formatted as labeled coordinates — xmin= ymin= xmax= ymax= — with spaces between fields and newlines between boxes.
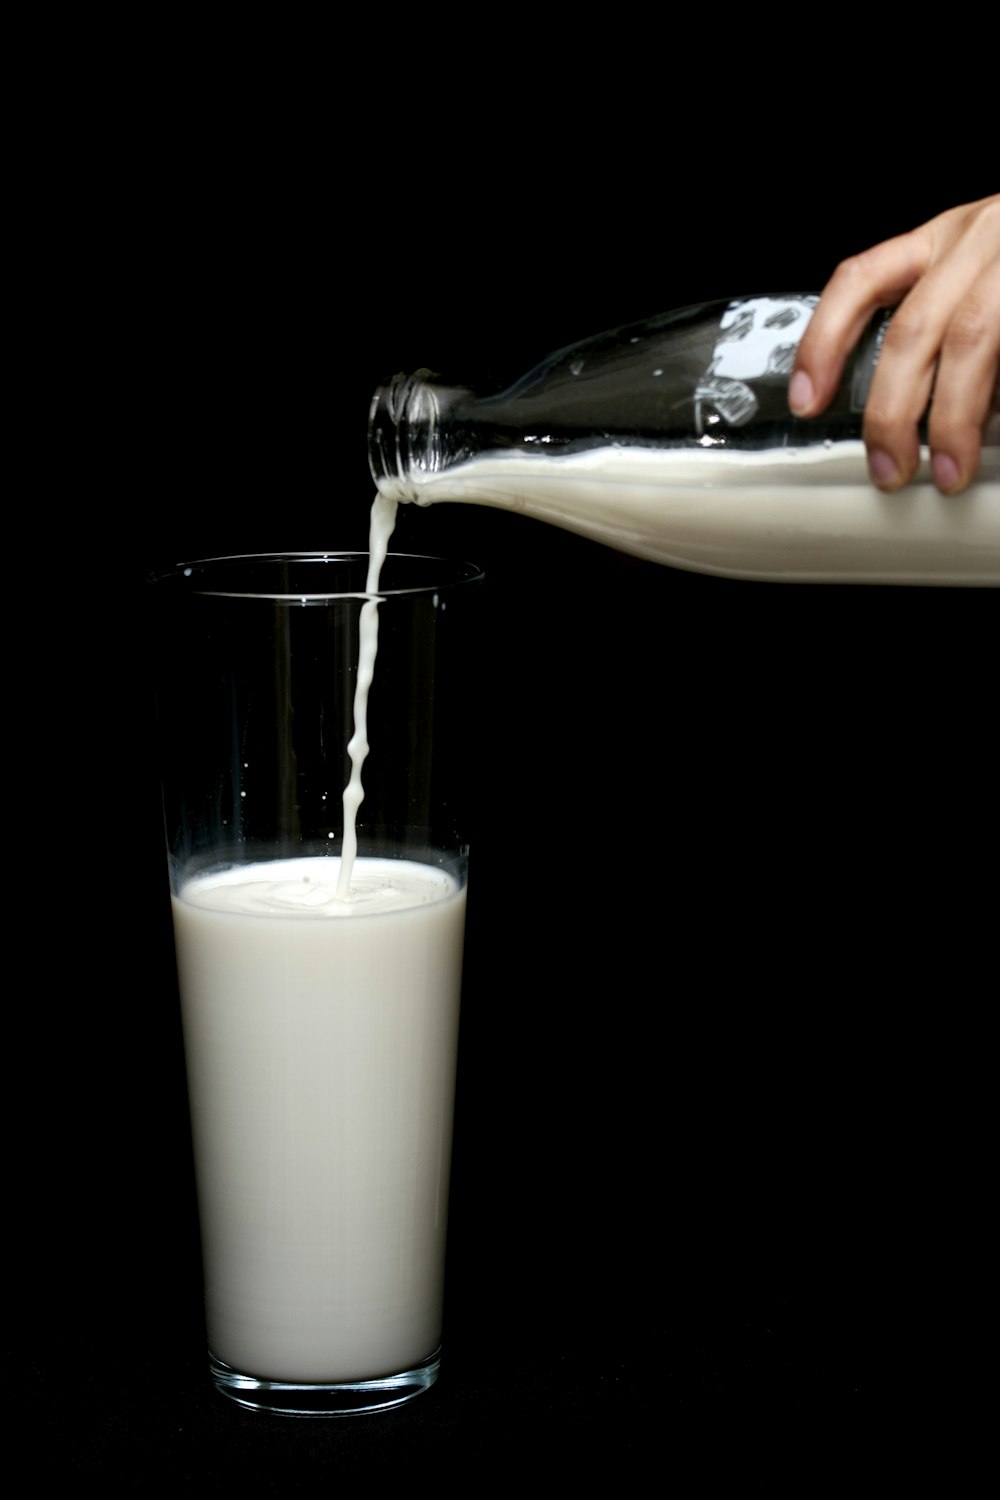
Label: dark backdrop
xmin=36 ymin=53 xmax=994 ymax=1483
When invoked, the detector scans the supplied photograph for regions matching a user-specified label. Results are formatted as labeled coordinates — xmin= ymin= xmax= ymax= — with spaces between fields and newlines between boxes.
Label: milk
xmin=172 ymin=856 xmax=466 ymax=1384
xmin=380 ymin=441 xmax=1000 ymax=585
xmin=338 ymin=490 xmax=398 ymax=898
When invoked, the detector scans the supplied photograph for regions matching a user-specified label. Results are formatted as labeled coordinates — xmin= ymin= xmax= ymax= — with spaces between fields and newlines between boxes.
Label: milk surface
xmin=381 ymin=441 xmax=1000 ymax=585
xmin=173 ymin=856 xmax=465 ymax=1384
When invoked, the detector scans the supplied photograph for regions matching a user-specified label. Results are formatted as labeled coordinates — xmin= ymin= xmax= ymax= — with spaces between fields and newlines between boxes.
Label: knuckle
xmin=973 ymin=195 xmax=1000 ymax=237
xmin=829 ymin=251 xmax=877 ymax=294
xmin=941 ymin=299 xmax=997 ymax=356
xmin=864 ymin=379 xmax=925 ymax=433
xmin=882 ymin=301 xmax=930 ymax=352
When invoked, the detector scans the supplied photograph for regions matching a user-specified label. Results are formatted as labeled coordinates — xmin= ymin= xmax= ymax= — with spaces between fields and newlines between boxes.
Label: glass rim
xmin=149 ymin=551 xmax=485 ymax=602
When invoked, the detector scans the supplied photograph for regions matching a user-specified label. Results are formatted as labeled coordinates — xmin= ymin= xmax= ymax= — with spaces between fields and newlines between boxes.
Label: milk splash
xmin=336 ymin=491 xmax=399 ymax=899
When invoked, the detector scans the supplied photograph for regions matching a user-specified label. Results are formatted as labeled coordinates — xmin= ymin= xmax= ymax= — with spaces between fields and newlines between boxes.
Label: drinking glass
xmin=149 ymin=552 xmax=482 ymax=1415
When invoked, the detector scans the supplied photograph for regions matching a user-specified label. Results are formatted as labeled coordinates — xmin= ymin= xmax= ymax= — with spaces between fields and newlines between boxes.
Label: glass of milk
xmin=149 ymin=552 xmax=483 ymax=1415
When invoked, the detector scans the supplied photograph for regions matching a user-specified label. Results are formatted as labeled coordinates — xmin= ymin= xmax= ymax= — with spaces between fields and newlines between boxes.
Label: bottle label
xmin=694 ymin=296 xmax=818 ymax=436
xmin=693 ymin=297 xmax=894 ymax=438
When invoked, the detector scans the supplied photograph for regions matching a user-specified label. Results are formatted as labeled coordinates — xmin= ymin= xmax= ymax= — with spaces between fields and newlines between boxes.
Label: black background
xmin=32 ymin=40 xmax=995 ymax=1485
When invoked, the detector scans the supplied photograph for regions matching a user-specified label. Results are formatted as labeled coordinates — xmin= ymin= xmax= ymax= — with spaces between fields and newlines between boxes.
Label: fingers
xmin=926 ymin=254 xmax=1000 ymax=494
xmin=789 ymin=227 xmax=935 ymax=417
xmin=790 ymin=195 xmax=1000 ymax=495
xmin=862 ymin=199 xmax=1000 ymax=492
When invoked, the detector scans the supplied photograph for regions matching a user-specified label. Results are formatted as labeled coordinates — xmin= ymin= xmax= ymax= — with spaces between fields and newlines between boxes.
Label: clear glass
xmin=149 ymin=553 xmax=483 ymax=1416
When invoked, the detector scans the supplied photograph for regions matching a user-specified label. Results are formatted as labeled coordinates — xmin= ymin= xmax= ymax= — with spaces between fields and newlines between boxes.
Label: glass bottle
xmin=369 ymin=295 xmax=1000 ymax=586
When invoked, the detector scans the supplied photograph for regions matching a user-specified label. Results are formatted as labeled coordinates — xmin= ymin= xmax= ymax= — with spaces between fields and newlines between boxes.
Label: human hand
xmin=789 ymin=195 xmax=1000 ymax=495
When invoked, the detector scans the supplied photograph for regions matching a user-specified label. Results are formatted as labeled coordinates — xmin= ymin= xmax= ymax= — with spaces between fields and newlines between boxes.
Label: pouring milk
xmin=368 ymin=295 xmax=1000 ymax=586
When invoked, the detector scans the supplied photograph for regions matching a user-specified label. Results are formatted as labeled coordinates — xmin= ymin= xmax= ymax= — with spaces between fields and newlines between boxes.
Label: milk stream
xmin=337 ymin=490 xmax=398 ymax=897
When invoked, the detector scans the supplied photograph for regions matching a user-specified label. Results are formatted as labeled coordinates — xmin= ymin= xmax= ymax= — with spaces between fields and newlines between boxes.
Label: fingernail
xmin=868 ymin=450 xmax=899 ymax=488
xmin=932 ymin=452 xmax=960 ymax=493
xmin=788 ymin=370 xmax=813 ymax=414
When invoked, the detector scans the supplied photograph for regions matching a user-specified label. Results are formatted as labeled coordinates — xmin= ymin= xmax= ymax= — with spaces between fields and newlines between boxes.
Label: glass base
xmin=209 ymin=1348 xmax=441 ymax=1417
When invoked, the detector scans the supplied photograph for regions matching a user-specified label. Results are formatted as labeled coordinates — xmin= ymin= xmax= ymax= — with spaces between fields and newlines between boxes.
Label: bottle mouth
xmin=368 ymin=370 xmax=442 ymax=496
xmin=368 ymin=372 xmax=407 ymax=487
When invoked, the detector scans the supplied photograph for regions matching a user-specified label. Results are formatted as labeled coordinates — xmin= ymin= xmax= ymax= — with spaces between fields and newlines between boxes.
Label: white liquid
xmin=381 ymin=441 xmax=1000 ymax=585
xmin=337 ymin=490 xmax=398 ymax=897
xmin=173 ymin=856 xmax=466 ymax=1383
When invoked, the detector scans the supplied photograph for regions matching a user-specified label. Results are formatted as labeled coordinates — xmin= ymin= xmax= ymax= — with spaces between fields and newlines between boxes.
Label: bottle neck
xmin=369 ymin=371 xmax=473 ymax=497
xmin=368 ymin=372 xmax=418 ymax=493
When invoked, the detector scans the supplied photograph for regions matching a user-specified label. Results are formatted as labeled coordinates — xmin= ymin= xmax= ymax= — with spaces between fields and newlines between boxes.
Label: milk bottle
xmin=369 ymin=296 xmax=1000 ymax=585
